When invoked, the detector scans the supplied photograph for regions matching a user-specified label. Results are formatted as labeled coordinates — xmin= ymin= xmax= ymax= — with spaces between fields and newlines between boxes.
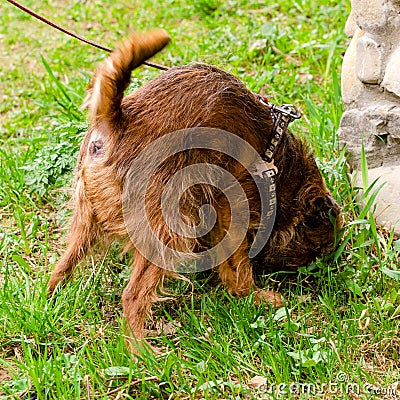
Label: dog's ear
xmin=82 ymin=29 xmax=170 ymax=125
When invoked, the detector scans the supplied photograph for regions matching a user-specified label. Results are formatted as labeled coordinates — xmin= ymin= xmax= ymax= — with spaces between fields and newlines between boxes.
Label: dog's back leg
xmin=122 ymin=252 xmax=165 ymax=352
xmin=48 ymin=180 xmax=99 ymax=294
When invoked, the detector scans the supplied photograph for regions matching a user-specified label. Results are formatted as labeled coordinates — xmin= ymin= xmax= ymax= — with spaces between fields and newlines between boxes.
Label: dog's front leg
xmin=211 ymin=201 xmax=282 ymax=307
xmin=218 ymin=239 xmax=283 ymax=308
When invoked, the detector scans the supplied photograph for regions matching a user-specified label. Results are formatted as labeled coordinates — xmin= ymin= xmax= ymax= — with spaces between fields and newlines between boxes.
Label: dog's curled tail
xmin=83 ymin=29 xmax=170 ymax=124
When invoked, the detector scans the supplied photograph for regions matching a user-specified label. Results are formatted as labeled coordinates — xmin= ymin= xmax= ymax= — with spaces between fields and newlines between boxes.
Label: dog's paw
xmin=47 ymin=276 xmax=63 ymax=297
xmin=254 ymin=289 xmax=284 ymax=308
xmin=125 ymin=337 xmax=164 ymax=362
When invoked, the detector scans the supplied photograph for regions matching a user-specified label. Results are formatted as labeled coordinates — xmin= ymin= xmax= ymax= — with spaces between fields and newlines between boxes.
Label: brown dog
xmin=48 ymin=30 xmax=341 ymax=352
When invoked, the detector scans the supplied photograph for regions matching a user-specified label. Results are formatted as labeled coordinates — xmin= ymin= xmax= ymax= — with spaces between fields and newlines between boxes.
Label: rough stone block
xmin=341 ymin=28 xmax=365 ymax=106
xmin=345 ymin=9 xmax=358 ymax=37
xmin=382 ymin=46 xmax=400 ymax=97
xmin=356 ymin=35 xmax=382 ymax=83
xmin=339 ymin=105 xmax=400 ymax=168
xmin=352 ymin=0 xmax=390 ymax=34
xmin=354 ymin=165 xmax=400 ymax=234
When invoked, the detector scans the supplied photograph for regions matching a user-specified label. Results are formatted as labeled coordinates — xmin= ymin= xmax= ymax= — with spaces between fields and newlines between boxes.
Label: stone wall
xmin=339 ymin=0 xmax=400 ymax=233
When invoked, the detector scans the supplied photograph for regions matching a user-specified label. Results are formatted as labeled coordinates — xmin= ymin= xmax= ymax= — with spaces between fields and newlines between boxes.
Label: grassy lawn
xmin=1 ymin=0 xmax=399 ymax=398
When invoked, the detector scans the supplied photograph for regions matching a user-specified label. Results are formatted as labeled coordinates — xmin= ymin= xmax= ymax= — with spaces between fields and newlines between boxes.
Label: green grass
xmin=1 ymin=0 xmax=399 ymax=398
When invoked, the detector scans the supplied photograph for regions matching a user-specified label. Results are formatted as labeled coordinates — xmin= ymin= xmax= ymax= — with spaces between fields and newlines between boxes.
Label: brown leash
xmin=6 ymin=0 xmax=301 ymax=173
xmin=5 ymin=0 xmax=170 ymax=71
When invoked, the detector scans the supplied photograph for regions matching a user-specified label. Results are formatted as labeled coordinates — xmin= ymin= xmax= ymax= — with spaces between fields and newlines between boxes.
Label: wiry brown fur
xmin=49 ymin=30 xmax=341 ymax=352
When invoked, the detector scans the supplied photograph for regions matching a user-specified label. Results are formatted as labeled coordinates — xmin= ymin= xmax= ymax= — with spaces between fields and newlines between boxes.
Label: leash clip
xmin=270 ymin=103 xmax=301 ymax=122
